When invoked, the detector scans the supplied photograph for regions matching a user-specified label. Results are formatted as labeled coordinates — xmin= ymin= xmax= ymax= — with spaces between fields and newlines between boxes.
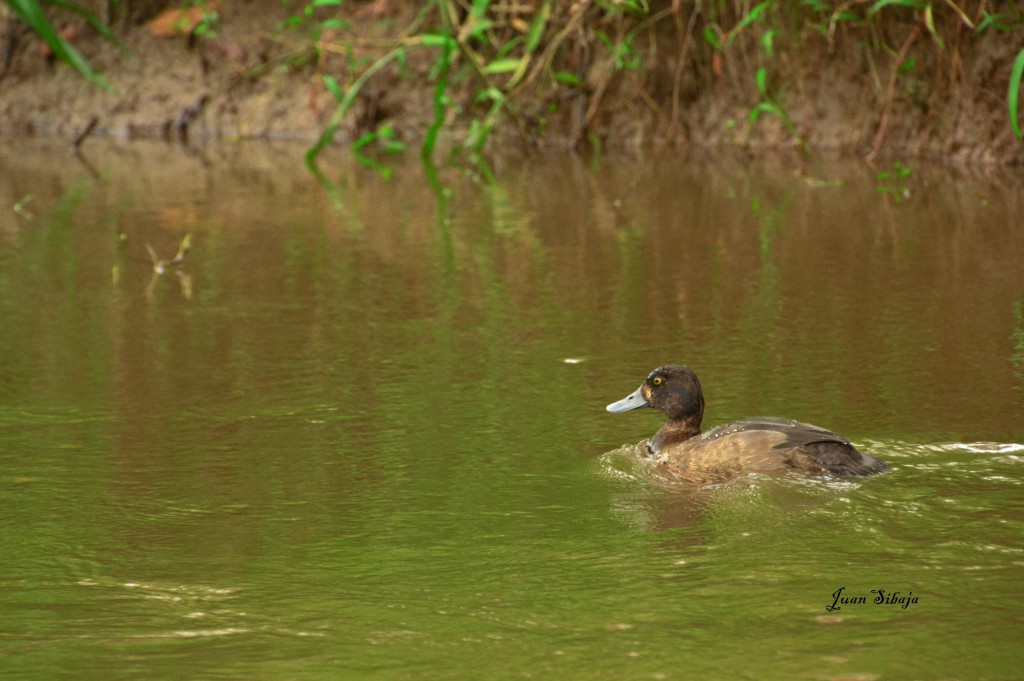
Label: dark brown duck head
xmin=606 ymin=365 xmax=705 ymax=450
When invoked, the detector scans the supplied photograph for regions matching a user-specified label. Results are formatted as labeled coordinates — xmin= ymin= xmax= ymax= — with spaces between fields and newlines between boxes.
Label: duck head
xmin=606 ymin=365 xmax=706 ymax=439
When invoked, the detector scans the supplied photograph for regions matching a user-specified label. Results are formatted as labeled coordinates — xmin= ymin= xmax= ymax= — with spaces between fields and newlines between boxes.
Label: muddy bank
xmin=1 ymin=0 xmax=1022 ymax=165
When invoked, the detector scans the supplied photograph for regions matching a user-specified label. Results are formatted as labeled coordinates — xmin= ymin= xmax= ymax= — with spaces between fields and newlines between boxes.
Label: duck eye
xmin=652 ymin=376 xmax=663 ymax=386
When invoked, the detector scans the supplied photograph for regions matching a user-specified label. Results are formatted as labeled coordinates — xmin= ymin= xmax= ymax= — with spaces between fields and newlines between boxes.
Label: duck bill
xmin=606 ymin=385 xmax=650 ymax=413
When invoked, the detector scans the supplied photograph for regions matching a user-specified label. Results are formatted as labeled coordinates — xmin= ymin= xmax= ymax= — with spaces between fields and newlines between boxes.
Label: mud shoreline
xmin=2 ymin=1 xmax=1022 ymax=165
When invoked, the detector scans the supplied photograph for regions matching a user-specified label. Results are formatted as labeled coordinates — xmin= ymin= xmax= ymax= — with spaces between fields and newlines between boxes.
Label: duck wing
xmin=704 ymin=417 xmax=889 ymax=476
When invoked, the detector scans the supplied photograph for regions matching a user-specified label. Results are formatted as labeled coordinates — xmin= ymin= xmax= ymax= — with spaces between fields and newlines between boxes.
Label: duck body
xmin=607 ymin=365 xmax=888 ymax=484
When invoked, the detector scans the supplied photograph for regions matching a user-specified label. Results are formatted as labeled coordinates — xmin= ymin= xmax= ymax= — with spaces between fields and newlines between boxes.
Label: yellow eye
xmin=652 ymin=376 xmax=663 ymax=386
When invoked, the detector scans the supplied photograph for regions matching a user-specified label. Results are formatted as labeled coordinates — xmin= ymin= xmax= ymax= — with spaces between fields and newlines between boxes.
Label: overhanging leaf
xmin=1010 ymin=48 xmax=1024 ymax=143
xmin=8 ymin=0 xmax=112 ymax=91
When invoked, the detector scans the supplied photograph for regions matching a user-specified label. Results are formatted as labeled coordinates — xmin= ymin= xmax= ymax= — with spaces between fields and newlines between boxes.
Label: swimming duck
xmin=606 ymin=365 xmax=888 ymax=483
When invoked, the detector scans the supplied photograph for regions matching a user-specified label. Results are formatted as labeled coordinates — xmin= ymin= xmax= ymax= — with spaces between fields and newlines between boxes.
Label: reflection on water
xmin=1 ymin=141 xmax=1022 ymax=680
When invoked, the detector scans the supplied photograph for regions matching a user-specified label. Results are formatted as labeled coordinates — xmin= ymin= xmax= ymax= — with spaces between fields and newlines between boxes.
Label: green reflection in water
xmin=1012 ymin=294 xmax=1024 ymax=383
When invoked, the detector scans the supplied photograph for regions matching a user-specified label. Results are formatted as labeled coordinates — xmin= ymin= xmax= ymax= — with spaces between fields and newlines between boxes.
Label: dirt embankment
xmin=1 ymin=0 xmax=1022 ymax=165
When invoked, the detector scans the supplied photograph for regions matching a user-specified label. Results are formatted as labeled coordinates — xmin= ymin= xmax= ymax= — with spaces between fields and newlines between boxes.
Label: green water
xmin=1 ymin=142 xmax=1022 ymax=680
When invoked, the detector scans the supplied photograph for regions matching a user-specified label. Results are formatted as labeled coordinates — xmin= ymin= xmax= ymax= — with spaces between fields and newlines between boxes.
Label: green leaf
xmin=419 ymin=33 xmax=456 ymax=49
xmin=735 ymin=1 xmax=772 ymax=32
xmin=483 ymin=58 xmax=520 ymax=74
xmin=319 ymin=18 xmax=348 ymax=30
xmin=702 ymin=26 xmax=723 ymax=51
xmin=8 ymin=0 xmax=112 ymax=91
xmin=760 ymin=29 xmax=775 ymax=57
xmin=464 ymin=18 xmax=494 ymax=41
xmin=422 ymin=32 xmax=454 ymax=161
xmin=475 ymin=86 xmax=503 ymax=103
xmin=553 ymin=71 xmax=582 ymax=86
xmin=524 ymin=0 xmax=551 ymax=53
xmin=923 ymin=5 xmax=944 ymax=50
xmin=351 ymin=130 xmax=378 ymax=151
xmin=975 ymin=12 xmax=1010 ymax=34
xmin=494 ymin=36 xmax=524 ymax=59
xmin=322 ymin=75 xmax=344 ymax=102
xmin=749 ymin=100 xmax=777 ymax=124
xmin=868 ymin=0 xmax=925 ymax=16
xmin=504 ymin=0 xmax=550 ymax=89
xmin=307 ymin=121 xmax=340 ymax=166
xmin=1010 ymin=48 xmax=1024 ymax=143
xmin=755 ymin=67 xmax=768 ymax=95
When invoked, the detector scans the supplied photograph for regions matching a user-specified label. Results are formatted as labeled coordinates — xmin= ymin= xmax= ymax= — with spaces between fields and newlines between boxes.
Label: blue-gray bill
xmin=606 ymin=385 xmax=648 ymax=413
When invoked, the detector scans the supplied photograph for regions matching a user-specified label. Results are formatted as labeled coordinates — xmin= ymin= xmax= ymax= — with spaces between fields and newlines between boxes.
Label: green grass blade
xmin=723 ymin=0 xmax=771 ymax=48
xmin=308 ymin=0 xmax=341 ymax=9
xmin=735 ymin=1 xmax=772 ymax=32
xmin=306 ymin=47 xmax=406 ymax=166
xmin=470 ymin=0 xmax=490 ymax=18
xmin=483 ymin=58 xmax=519 ymax=74
xmin=523 ymin=0 xmax=550 ymax=53
xmin=703 ymin=26 xmax=723 ymax=51
xmin=553 ymin=71 xmax=582 ymax=86
xmin=8 ymin=0 xmax=112 ymax=91
xmin=44 ymin=0 xmax=126 ymax=50
xmin=323 ymin=75 xmax=344 ymax=102
xmin=755 ymin=66 xmax=768 ymax=95
xmin=868 ymin=0 xmax=925 ymax=16
xmin=504 ymin=0 xmax=550 ymax=88
xmin=749 ymin=100 xmax=775 ymax=124
xmin=422 ymin=36 xmax=454 ymax=161
xmin=418 ymin=33 xmax=456 ymax=49
xmin=1010 ymin=48 xmax=1024 ymax=143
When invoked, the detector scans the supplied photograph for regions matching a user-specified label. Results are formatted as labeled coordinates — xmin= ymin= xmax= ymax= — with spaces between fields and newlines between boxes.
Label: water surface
xmin=1 ymin=142 xmax=1022 ymax=679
